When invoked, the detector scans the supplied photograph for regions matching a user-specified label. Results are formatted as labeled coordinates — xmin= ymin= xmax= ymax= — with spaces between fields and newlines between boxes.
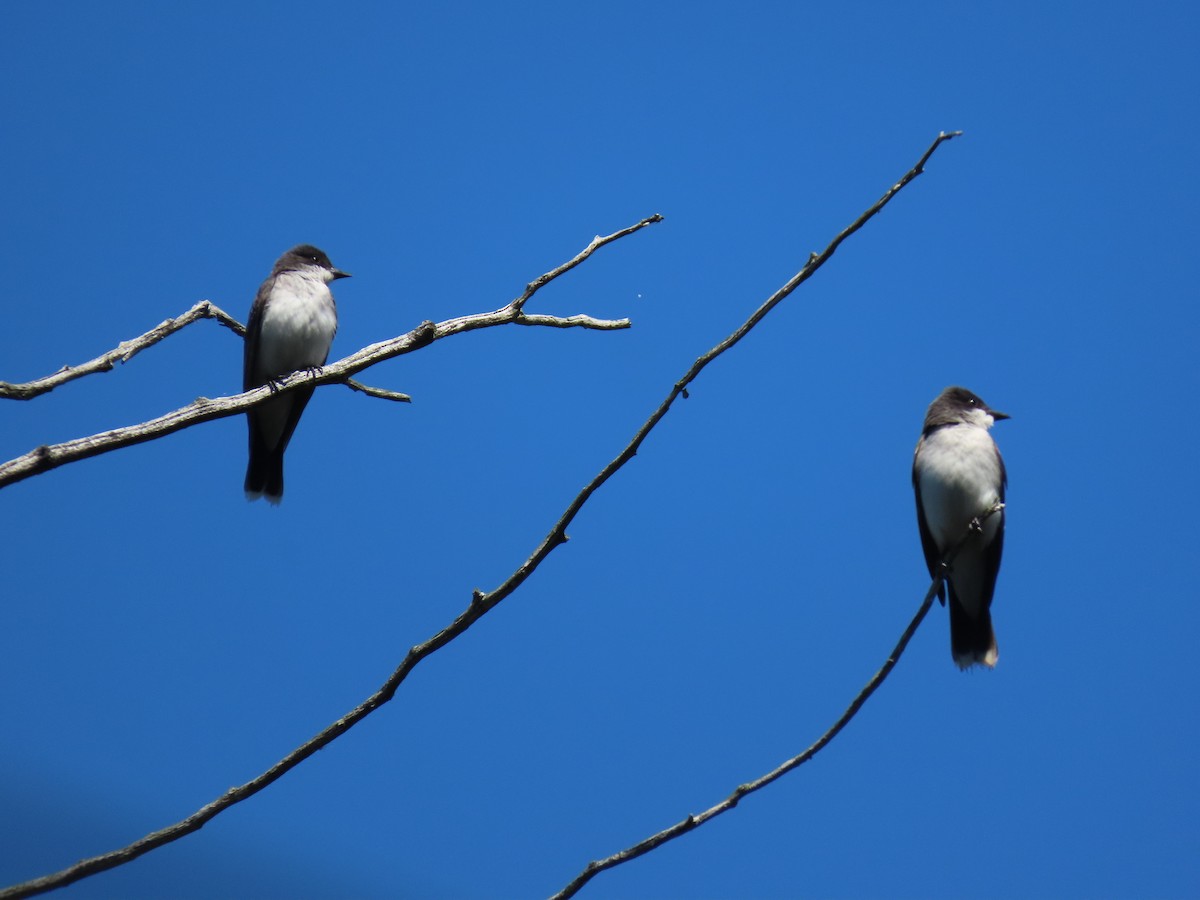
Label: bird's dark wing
xmin=912 ymin=439 xmax=947 ymax=604
xmin=980 ymin=445 xmax=1007 ymax=608
xmin=243 ymin=276 xmax=274 ymax=392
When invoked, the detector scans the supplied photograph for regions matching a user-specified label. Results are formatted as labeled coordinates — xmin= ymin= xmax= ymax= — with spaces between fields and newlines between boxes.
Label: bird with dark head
xmin=912 ymin=386 xmax=1010 ymax=669
xmin=243 ymin=244 xmax=350 ymax=504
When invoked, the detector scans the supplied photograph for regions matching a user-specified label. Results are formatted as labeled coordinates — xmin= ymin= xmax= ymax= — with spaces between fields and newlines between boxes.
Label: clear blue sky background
xmin=2 ymin=3 xmax=1197 ymax=898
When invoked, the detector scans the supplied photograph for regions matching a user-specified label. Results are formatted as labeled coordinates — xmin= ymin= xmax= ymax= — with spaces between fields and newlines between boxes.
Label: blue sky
xmin=2 ymin=3 xmax=1197 ymax=898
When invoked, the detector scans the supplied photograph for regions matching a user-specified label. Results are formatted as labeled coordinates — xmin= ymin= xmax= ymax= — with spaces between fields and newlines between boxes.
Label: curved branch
xmin=0 ymin=134 xmax=956 ymax=900
xmin=550 ymin=502 xmax=1001 ymax=900
xmin=0 ymin=301 xmax=245 ymax=400
xmin=0 ymin=215 xmax=663 ymax=492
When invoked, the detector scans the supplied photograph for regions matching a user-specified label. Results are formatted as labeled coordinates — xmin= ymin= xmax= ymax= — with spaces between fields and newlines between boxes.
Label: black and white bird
xmin=243 ymin=244 xmax=350 ymax=504
xmin=912 ymin=386 xmax=1009 ymax=669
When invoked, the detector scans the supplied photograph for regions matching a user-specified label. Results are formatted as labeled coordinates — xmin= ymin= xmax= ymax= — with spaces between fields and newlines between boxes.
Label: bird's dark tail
xmin=244 ymin=445 xmax=284 ymax=505
xmin=245 ymin=387 xmax=314 ymax=505
xmin=949 ymin=598 xmax=998 ymax=669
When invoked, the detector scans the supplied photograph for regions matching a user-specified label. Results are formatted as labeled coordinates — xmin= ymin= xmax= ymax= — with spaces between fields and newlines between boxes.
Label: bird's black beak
xmin=990 ymin=409 xmax=1011 ymax=421
xmin=332 ymin=269 xmax=351 ymax=280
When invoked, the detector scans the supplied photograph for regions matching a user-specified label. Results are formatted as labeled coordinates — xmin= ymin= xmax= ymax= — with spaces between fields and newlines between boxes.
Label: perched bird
xmin=912 ymin=386 xmax=1009 ymax=669
xmin=243 ymin=244 xmax=350 ymax=504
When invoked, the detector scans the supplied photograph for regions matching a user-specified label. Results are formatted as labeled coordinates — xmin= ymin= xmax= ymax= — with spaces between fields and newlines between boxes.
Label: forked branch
xmin=0 ymin=214 xmax=663 ymax=491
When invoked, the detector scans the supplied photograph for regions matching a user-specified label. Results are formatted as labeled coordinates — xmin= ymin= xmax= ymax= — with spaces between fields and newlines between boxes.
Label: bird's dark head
xmin=925 ymin=386 xmax=1009 ymax=430
xmin=276 ymin=244 xmax=351 ymax=280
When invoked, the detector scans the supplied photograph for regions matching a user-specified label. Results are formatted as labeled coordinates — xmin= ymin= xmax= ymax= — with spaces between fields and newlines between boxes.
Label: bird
xmin=243 ymin=244 xmax=350 ymax=504
xmin=912 ymin=386 xmax=1009 ymax=669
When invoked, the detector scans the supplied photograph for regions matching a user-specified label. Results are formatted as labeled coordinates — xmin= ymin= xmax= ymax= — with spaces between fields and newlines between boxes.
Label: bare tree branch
xmin=2 ymin=216 xmax=666 ymax=406
xmin=512 ymin=217 xmax=663 ymax=312
xmin=0 ymin=296 xmax=411 ymax=405
xmin=0 ymin=133 xmax=956 ymax=899
xmin=550 ymin=502 xmax=1002 ymax=900
xmin=0 ymin=301 xmax=244 ymax=400
xmin=339 ymin=380 xmax=413 ymax=403
xmin=0 ymin=214 xmax=663 ymax=492
xmin=676 ymin=130 xmax=962 ymax=397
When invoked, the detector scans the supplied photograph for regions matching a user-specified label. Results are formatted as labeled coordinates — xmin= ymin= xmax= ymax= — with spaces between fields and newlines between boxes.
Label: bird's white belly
xmin=257 ymin=277 xmax=337 ymax=378
xmin=917 ymin=427 xmax=1004 ymax=548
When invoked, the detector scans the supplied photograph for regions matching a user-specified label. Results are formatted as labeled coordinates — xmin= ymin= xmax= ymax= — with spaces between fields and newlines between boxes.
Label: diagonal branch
xmin=511 ymin=217 xmax=663 ymax=312
xmin=0 ymin=214 xmax=663 ymax=492
xmin=0 ymin=301 xmax=245 ymax=400
xmin=673 ymin=130 xmax=961 ymax=398
xmin=549 ymin=502 xmax=1002 ymax=900
xmin=0 ymin=135 xmax=956 ymax=900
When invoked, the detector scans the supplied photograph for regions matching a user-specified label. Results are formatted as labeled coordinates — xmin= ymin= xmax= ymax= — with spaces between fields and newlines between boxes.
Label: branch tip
xmin=343 ymin=379 xmax=413 ymax=403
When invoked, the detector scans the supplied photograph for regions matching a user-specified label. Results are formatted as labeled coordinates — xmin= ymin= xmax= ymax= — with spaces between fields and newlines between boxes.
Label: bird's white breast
xmin=916 ymin=424 xmax=1004 ymax=548
xmin=256 ymin=270 xmax=338 ymax=379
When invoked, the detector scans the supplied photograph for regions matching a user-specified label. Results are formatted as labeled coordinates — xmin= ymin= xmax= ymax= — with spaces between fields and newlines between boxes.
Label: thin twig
xmin=669 ymin=130 xmax=962 ymax=400
xmin=0 ymin=215 xmax=662 ymax=492
xmin=341 ymin=379 xmax=412 ymax=403
xmin=512 ymin=216 xmax=663 ymax=312
xmin=0 ymin=301 xmax=244 ymax=400
xmin=549 ymin=502 xmax=1002 ymax=900
xmin=0 ymin=133 xmax=954 ymax=899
